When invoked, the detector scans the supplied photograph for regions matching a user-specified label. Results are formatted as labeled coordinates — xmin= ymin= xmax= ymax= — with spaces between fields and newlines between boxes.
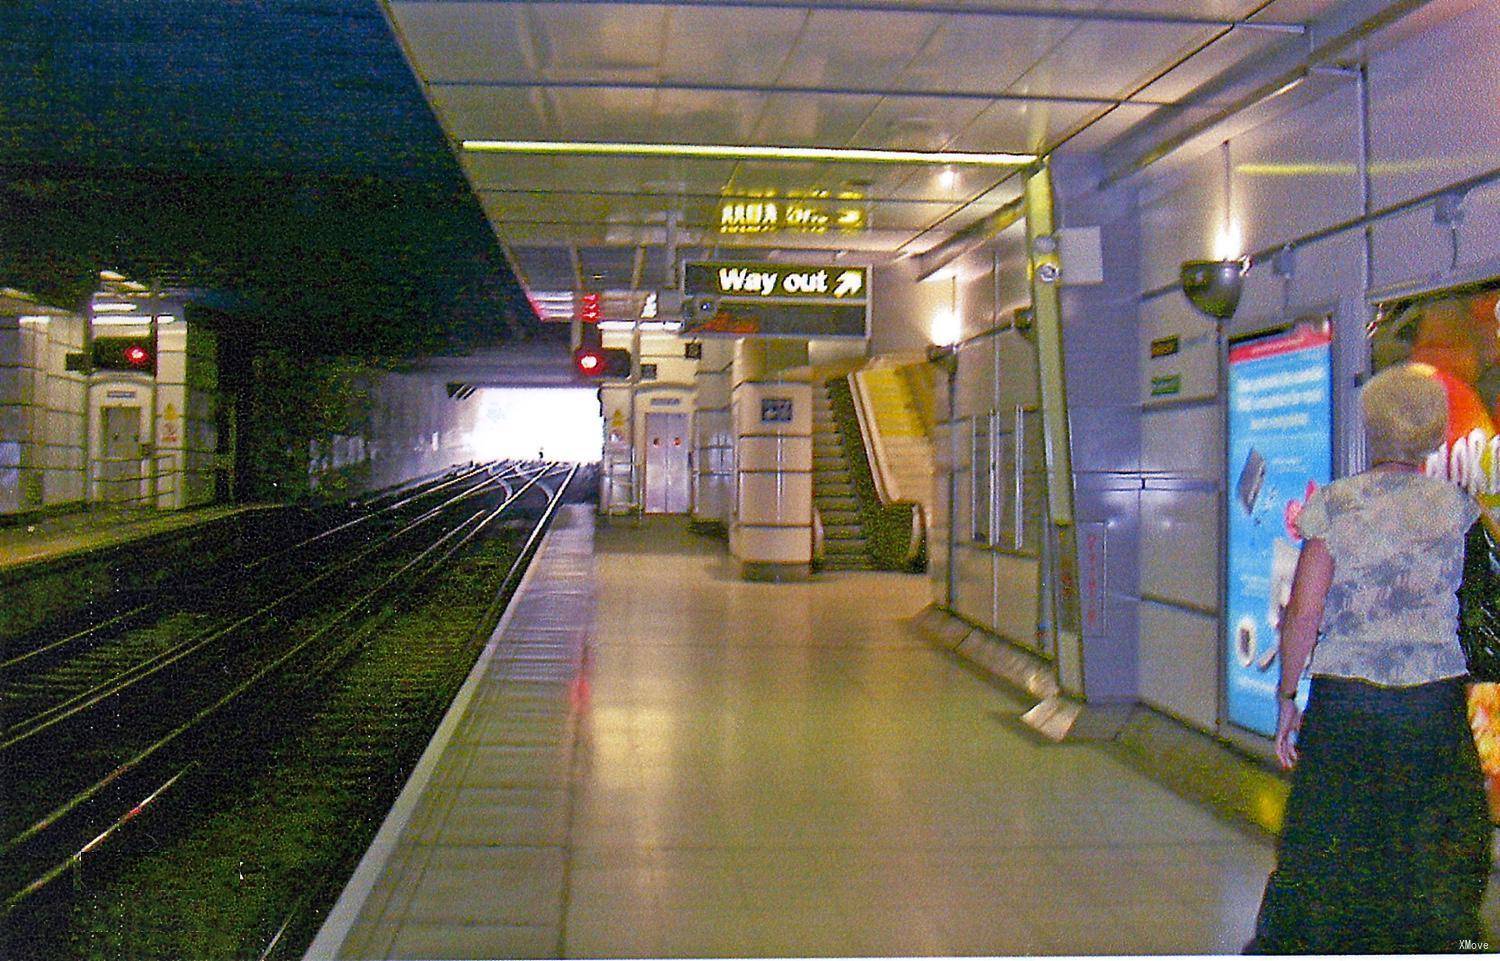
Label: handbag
xmin=1458 ymin=509 xmax=1500 ymax=683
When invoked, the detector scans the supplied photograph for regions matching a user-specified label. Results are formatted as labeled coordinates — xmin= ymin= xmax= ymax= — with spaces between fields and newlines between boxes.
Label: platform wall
xmin=309 ymin=369 xmax=484 ymax=497
xmin=924 ymin=1 xmax=1500 ymax=742
xmin=1085 ymin=1 xmax=1500 ymax=735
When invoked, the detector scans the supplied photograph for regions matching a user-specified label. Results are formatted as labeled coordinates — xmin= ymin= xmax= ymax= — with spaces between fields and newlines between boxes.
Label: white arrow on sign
xmin=833 ymin=270 xmax=864 ymax=298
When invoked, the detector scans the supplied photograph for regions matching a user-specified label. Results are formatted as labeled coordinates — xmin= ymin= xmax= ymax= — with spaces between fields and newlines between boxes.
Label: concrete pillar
xmin=0 ymin=308 xmax=86 ymax=515
xmin=730 ymin=339 xmax=813 ymax=580
xmin=154 ymin=319 xmax=219 ymax=510
xmin=692 ymin=340 xmax=733 ymax=530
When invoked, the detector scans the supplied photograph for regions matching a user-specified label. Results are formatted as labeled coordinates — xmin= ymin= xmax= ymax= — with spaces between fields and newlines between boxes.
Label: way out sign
xmin=685 ymin=262 xmax=866 ymax=302
xmin=682 ymin=261 xmax=870 ymax=340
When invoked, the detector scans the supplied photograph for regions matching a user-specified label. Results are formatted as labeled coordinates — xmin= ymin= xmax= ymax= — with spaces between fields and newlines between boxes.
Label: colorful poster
xmin=1376 ymin=288 xmax=1500 ymax=819
xmin=1225 ymin=325 xmax=1333 ymax=737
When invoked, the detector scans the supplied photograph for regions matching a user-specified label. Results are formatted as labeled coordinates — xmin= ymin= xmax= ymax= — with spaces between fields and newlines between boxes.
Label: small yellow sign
xmin=718 ymin=191 xmax=866 ymax=235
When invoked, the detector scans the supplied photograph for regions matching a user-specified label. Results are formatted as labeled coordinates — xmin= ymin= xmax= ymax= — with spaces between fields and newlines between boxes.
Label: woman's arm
xmin=1275 ymin=537 xmax=1333 ymax=770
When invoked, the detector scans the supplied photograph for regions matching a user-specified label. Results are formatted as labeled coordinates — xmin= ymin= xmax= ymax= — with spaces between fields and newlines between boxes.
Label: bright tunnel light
xmin=471 ymin=388 xmax=602 ymax=463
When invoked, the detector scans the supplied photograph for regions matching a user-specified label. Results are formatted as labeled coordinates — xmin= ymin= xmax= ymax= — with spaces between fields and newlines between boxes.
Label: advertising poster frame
xmin=1222 ymin=320 xmax=1334 ymax=738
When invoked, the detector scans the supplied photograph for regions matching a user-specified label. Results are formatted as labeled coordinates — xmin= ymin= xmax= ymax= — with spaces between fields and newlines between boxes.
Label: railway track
xmin=0 ymin=461 xmax=576 ymax=943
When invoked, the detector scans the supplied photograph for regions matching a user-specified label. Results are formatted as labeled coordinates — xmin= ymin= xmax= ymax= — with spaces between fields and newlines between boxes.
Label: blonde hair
xmin=1362 ymin=363 xmax=1449 ymax=464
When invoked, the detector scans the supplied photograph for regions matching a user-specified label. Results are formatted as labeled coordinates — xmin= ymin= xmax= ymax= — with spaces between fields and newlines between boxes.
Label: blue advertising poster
xmin=1225 ymin=325 xmax=1333 ymax=737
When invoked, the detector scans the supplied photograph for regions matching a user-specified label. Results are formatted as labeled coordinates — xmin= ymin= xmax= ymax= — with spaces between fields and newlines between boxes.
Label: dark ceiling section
xmin=0 ymin=0 xmax=538 ymax=356
xmin=577 ymin=246 xmax=637 ymax=292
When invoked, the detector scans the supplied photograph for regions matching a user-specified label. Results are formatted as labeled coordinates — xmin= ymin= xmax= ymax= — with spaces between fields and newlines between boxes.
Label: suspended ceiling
xmin=383 ymin=0 xmax=1364 ymax=318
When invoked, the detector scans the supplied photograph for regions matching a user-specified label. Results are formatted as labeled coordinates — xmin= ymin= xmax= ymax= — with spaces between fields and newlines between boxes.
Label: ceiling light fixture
xmin=462 ymin=139 xmax=1036 ymax=167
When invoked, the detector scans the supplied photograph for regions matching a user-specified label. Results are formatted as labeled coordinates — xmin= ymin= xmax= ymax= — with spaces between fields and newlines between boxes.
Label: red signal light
xmin=124 ymin=345 xmax=150 ymax=367
xmin=574 ymin=346 xmax=630 ymax=379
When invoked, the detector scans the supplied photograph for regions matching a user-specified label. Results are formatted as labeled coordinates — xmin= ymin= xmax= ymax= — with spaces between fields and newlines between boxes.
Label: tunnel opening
xmin=470 ymin=387 xmax=602 ymax=464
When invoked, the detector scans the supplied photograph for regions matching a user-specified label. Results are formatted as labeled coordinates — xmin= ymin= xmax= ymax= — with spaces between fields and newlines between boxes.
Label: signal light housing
xmin=93 ymin=336 xmax=156 ymax=373
xmin=573 ymin=346 xmax=631 ymax=379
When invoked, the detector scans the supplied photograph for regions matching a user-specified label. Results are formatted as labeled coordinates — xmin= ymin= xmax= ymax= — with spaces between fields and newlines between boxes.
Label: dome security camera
xmin=1180 ymin=259 xmax=1245 ymax=320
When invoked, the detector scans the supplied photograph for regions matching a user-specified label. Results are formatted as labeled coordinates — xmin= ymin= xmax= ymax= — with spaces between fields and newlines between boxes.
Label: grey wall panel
xmin=952 ymin=544 xmax=992 ymax=630
xmin=1138 ymin=600 xmax=1219 ymax=731
xmin=1141 ymin=404 xmax=1221 ymax=477
xmin=1137 ymin=152 xmax=1221 ymax=294
xmin=1233 ymin=86 xmax=1363 ymax=257
xmin=1367 ymin=3 xmax=1500 ymax=208
xmin=952 ymin=460 xmax=973 ymax=549
xmin=954 ymin=335 xmax=996 ymax=421
xmin=1140 ymin=305 xmax=1217 ymax=404
xmin=1086 ymin=595 xmax=1141 ymax=702
xmin=1231 ymin=232 xmax=1363 ymax=327
xmin=1070 ymin=404 xmax=1142 ymax=475
xmin=1139 ymin=487 xmax=1219 ymax=612
xmin=994 ymin=552 xmax=1040 ymax=650
xmin=1073 ymin=480 xmax=1142 ymax=700
xmin=995 ymin=331 xmax=1038 ymax=408
xmin=1454 ymin=184 xmax=1500 ymax=274
xmin=1371 ymin=202 xmax=1500 ymax=292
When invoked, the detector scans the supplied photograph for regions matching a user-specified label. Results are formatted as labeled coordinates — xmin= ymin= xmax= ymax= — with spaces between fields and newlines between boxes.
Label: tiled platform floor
xmin=309 ymin=508 xmax=1496 ymax=958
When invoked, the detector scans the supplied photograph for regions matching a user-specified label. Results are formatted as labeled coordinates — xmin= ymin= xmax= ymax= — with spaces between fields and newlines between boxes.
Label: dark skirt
xmin=1247 ymin=675 xmax=1493 ymax=955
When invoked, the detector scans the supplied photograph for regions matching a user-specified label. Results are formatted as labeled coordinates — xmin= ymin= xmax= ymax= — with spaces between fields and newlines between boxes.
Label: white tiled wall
xmin=1 ymin=312 xmax=86 ymax=515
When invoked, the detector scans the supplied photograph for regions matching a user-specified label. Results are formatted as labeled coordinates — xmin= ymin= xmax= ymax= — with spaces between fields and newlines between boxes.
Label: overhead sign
xmin=681 ymin=261 xmax=871 ymax=340
xmin=719 ymin=199 xmax=866 ymax=235
xmin=684 ymin=262 xmax=867 ymax=303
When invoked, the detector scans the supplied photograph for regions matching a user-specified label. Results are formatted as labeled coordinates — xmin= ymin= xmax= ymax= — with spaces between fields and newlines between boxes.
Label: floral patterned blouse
xmin=1295 ymin=470 xmax=1479 ymax=687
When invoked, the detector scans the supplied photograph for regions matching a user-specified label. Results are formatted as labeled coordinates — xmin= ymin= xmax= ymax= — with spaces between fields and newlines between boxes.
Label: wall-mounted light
xmin=930 ymin=308 xmax=961 ymax=347
xmin=1212 ymin=218 xmax=1243 ymax=262
xmin=1180 ymin=259 xmax=1246 ymax=320
xmin=929 ymin=273 xmax=961 ymax=347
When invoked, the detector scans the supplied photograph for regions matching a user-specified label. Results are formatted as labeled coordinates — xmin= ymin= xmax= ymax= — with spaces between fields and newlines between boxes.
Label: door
xmin=101 ymin=406 xmax=142 ymax=504
xmin=643 ymin=412 xmax=690 ymax=514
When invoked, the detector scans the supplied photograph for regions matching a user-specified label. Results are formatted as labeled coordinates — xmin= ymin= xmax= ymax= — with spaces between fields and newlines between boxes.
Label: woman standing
xmin=1248 ymin=363 xmax=1493 ymax=954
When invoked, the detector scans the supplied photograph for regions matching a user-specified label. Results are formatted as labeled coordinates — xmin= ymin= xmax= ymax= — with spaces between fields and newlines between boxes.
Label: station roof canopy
xmin=1 ymin=0 xmax=1417 ymax=349
xmin=383 ymin=0 xmax=1379 ymax=313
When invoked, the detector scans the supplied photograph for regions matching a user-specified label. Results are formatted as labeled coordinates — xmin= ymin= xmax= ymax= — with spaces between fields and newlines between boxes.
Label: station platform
xmin=306 ymin=505 xmax=1379 ymax=959
xmin=0 ymin=503 xmax=260 ymax=573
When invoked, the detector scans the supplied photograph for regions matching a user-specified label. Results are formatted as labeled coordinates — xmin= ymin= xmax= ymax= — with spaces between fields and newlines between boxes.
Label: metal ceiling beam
xmin=400 ymin=0 xmax=1304 ymax=33
xmin=430 ymin=77 xmax=1174 ymax=109
xmin=913 ymin=193 xmax=1025 ymax=282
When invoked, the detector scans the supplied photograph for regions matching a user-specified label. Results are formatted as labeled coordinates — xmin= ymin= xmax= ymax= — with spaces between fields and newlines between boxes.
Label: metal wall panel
xmin=1141 ymin=404 xmax=1222 ymax=478
xmin=952 ymin=543 xmax=993 ymax=631
xmin=994 ymin=552 xmax=1041 ymax=651
xmin=1140 ymin=308 xmax=1218 ymax=405
xmin=1139 ymin=487 xmax=1219 ymax=612
xmin=1366 ymin=3 xmax=1500 ymax=209
xmin=1138 ymin=600 xmax=1219 ymax=731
